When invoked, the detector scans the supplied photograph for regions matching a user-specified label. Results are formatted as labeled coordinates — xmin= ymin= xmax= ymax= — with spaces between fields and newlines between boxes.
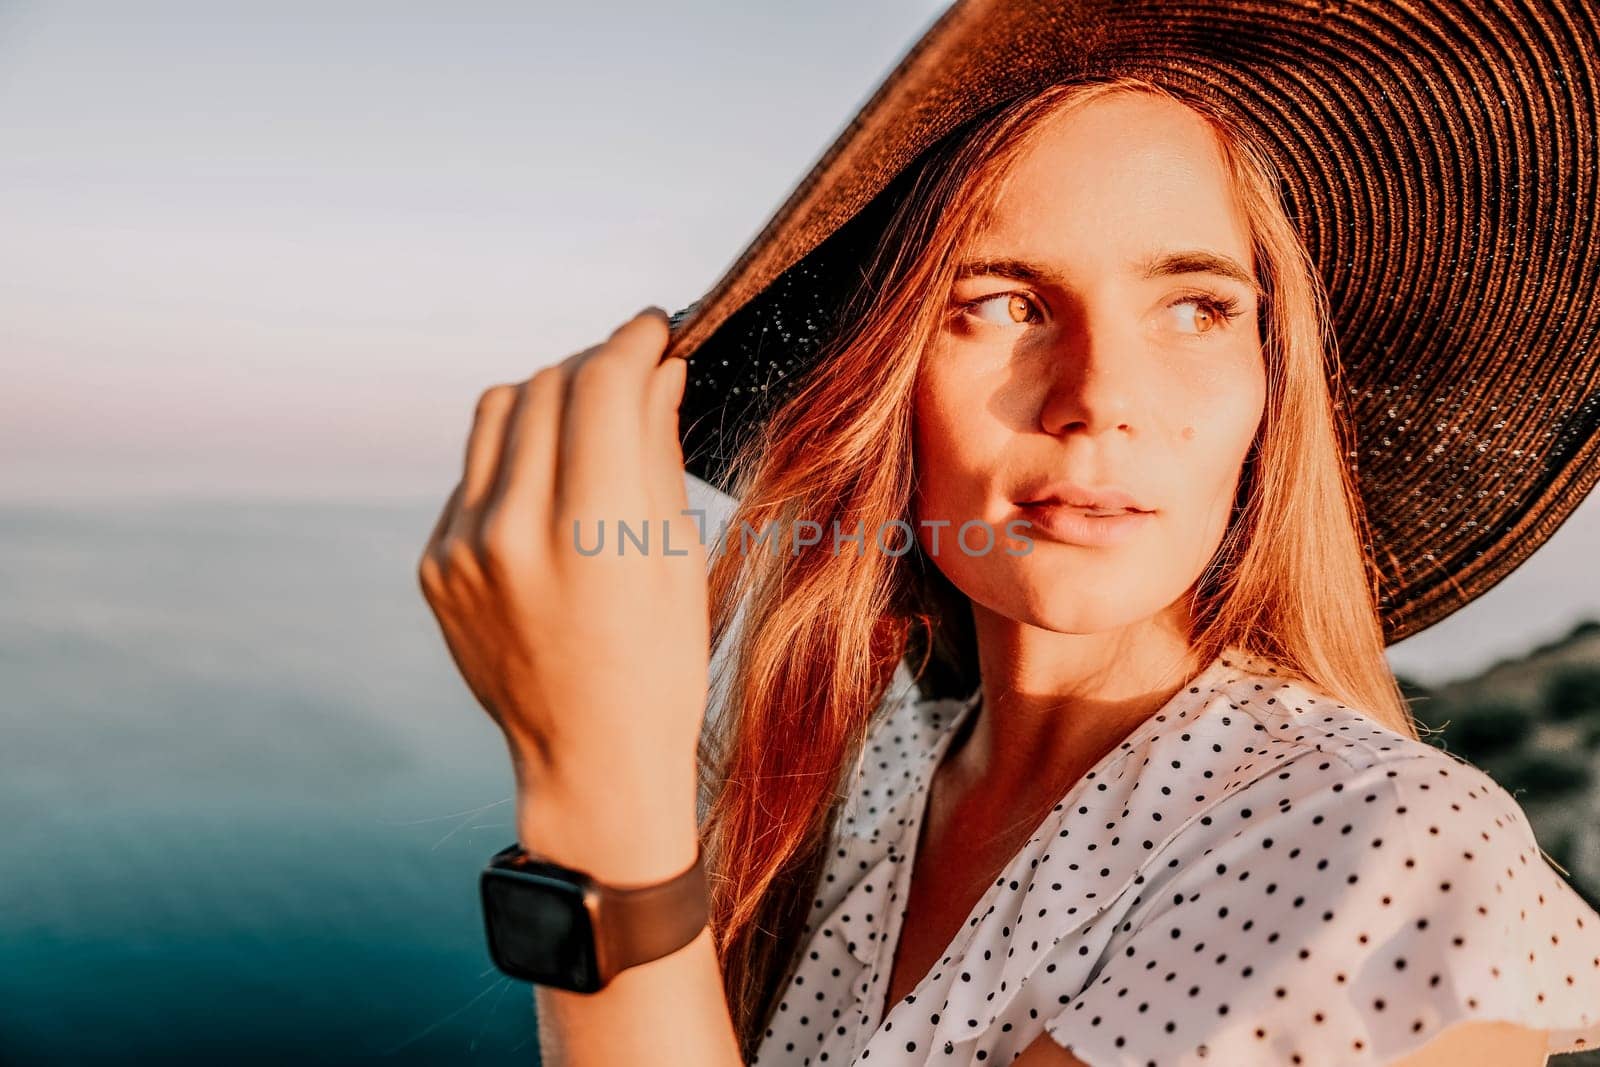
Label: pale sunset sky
xmin=0 ymin=0 xmax=1594 ymax=682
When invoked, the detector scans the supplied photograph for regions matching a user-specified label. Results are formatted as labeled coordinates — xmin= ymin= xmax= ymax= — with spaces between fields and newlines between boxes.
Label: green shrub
xmin=1437 ymin=700 xmax=1535 ymax=762
xmin=1487 ymin=750 xmax=1593 ymax=802
xmin=1544 ymin=665 xmax=1600 ymax=722
xmin=1399 ymin=676 xmax=1453 ymax=733
xmin=1566 ymin=618 xmax=1600 ymax=641
xmin=1544 ymin=827 xmax=1579 ymax=872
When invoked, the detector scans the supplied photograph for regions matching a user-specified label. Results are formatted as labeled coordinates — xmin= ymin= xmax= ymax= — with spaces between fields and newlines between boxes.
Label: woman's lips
xmin=1014 ymin=502 xmax=1156 ymax=547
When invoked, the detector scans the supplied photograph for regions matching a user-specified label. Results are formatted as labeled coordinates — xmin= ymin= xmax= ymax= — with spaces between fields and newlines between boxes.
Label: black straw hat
xmin=662 ymin=0 xmax=1600 ymax=646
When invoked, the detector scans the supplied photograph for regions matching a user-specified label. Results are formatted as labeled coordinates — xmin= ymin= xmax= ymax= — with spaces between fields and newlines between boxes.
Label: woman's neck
xmin=955 ymin=607 xmax=1202 ymax=794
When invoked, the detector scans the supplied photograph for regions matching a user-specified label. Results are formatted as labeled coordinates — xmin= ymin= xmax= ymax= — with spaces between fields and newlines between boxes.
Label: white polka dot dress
xmin=750 ymin=647 xmax=1600 ymax=1065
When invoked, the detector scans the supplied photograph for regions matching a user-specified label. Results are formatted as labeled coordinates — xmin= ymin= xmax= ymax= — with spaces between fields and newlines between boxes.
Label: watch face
xmin=480 ymin=865 xmax=602 ymax=993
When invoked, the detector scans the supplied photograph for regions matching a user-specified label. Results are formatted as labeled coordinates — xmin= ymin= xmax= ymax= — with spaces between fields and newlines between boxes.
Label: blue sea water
xmin=0 ymin=498 xmax=545 ymax=1064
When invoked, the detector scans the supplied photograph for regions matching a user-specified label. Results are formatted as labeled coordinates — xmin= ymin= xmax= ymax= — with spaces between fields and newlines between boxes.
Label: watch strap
xmin=594 ymin=844 xmax=710 ymax=980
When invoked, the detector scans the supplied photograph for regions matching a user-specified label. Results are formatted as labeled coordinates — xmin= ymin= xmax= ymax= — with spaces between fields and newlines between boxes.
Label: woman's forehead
xmin=968 ymin=93 xmax=1252 ymax=274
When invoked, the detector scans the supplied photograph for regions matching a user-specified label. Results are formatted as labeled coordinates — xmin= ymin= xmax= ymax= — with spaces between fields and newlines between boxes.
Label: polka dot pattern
xmin=750 ymin=646 xmax=1600 ymax=1065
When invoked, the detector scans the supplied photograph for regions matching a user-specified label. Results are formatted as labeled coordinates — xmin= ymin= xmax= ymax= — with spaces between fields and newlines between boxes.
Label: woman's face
xmin=912 ymin=91 xmax=1267 ymax=636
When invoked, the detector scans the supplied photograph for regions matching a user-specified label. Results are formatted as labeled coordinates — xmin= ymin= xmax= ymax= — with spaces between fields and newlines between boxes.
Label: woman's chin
xmin=956 ymin=557 xmax=1174 ymax=630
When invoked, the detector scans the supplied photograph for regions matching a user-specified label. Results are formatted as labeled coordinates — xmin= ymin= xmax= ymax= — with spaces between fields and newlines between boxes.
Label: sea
xmin=0 ymin=497 xmax=544 ymax=1064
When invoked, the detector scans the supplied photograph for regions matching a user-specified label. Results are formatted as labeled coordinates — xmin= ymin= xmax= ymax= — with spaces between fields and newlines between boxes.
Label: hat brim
xmin=665 ymin=0 xmax=1600 ymax=646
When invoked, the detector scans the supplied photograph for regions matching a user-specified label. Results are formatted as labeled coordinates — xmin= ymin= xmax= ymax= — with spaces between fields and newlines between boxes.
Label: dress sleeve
xmin=1042 ymin=747 xmax=1600 ymax=1067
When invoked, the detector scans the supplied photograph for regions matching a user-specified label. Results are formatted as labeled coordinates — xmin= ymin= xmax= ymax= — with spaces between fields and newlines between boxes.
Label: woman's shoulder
xmin=1178 ymin=658 xmax=1561 ymax=890
xmin=1050 ymin=660 xmax=1600 ymax=1064
xmin=1211 ymin=659 xmax=1540 ymax=842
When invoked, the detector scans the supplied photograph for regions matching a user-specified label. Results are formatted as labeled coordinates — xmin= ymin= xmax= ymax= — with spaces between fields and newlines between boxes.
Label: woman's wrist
xmin=514 ymin=772 xmax=702 ymax=889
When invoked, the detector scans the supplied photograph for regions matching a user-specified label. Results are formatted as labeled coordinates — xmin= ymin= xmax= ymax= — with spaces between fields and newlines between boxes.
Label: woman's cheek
xmin=913 ymin=417 xmax=975 ymax=527
xmin=1160 ymin=416 xmax=1246 ymax=569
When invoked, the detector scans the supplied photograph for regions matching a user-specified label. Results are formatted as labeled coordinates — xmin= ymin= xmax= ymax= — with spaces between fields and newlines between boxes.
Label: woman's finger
xmin=447 ymin=384 xmax=519 ymax=547
xmin=487 ymin=363 xmax=568 ymax=551
xmin=433 ymin=384 xmax=518 ymax=592
xmin=643 ymin=354 xmax=692 ymax=521
xmin=556 ymin=308 xmax=670 ymax=516
xmin=418 ymin=480 xmax=465 ymax=591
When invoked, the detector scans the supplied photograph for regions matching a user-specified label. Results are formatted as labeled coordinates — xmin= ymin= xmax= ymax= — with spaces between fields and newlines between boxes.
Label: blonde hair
xmin=691 ymin=75 xmax=1416 ymax=1058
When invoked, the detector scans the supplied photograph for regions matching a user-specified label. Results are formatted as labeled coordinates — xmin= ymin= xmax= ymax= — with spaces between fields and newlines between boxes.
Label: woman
xmin=417 ymin=5 xmax=1600 ymax=1066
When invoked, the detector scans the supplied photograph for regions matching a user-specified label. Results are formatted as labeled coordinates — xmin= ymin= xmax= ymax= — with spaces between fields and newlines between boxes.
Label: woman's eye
xmin=955 ymin=291 xmax=1242 ymax=334
xmin=1164 ymin=294 xmax=1242 ymax=336
xmin=962 ymin=291 xmax=1042 ymax=326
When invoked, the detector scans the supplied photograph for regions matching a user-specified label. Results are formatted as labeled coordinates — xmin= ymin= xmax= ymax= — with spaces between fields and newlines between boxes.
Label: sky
xmin=0 ymin=0 xmax=1595 ymax=682
xmin=0 ymin=0 xmax=951 ymax=499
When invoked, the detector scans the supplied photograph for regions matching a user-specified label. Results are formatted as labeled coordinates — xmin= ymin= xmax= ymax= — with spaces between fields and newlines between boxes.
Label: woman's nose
xmin=1035 ymin=315 xmax=1145 ymax=438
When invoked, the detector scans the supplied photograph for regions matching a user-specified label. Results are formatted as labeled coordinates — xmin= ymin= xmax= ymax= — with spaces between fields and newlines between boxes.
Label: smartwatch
xmin=479 ymin=840 xmax=710 ymax=993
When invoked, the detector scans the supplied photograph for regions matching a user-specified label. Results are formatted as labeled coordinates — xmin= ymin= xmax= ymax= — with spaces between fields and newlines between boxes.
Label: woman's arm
xmin=519 ymin=781 xmax=742 ymax=1067
xmin=415 ymin=309 xmax=735 ymax=1063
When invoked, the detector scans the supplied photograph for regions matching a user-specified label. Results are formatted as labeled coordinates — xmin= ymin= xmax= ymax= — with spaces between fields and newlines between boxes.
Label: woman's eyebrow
xmin=955 ymin=250 xmax=1264 ymax=301
xmin=1135 ymin=249 xmax=1265 ymax=301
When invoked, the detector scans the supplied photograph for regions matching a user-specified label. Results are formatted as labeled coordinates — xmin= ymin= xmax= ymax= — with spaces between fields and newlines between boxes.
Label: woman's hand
xmin=417 ymin=308 xmax=709 ymax=844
